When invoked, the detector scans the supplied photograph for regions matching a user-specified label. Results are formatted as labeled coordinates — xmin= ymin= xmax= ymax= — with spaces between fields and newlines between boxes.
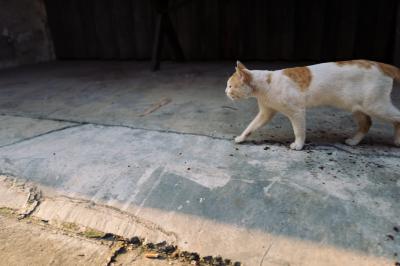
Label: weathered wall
xmin=45 ymin=0 xmax=398 ymax=64
xmin=0 ymin=0 xmax=54 ymax=69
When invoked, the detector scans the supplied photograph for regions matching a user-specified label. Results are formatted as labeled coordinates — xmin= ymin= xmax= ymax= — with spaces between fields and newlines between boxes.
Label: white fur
xmin=227 ymin=61 xmax=400 ymax=150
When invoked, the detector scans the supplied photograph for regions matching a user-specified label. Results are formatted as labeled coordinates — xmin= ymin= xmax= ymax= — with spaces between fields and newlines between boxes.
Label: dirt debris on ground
xmin=0 ymin=207 xmax=240 ymax=266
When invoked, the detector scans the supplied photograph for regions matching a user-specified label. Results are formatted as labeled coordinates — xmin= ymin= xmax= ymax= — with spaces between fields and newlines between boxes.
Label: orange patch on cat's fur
xmin=336 ymin=60 xmax=374 ymax=69
xmin=283 ymin=67 xmax=312 ymax=91
xmin=375 ymin=62 xmax=400 ymax=81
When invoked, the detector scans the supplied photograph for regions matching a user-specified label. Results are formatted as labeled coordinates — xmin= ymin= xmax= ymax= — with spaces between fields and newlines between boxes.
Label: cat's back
xmin=308 ymin=60 xmax=399 ymax=85
xmin=299 ymin=60 xmax=400 ymax=109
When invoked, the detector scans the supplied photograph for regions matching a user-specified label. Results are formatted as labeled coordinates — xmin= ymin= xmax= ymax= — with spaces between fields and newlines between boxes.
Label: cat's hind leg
xmin=345 ymin=111 xmax=372 ymax=146
xmin=235 ymin=108 xmax=276 ymax=143
xmin=367 ymin=103 xmax=400 ymax=146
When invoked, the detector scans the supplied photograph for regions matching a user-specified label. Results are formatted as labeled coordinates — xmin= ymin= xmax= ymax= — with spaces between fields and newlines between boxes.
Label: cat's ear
xmin=236 ymin=64 xmax=251 ymax=83
xmin=236 ymin=60 xmax=247 ymax=70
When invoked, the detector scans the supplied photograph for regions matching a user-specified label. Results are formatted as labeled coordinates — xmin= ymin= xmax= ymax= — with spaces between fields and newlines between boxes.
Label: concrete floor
xmin=0 ymin=61 xmax=399 ymax=266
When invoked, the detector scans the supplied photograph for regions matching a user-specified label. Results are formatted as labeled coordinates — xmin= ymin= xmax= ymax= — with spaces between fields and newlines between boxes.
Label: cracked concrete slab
xmin=0 ymin=123 xmax=399 ymax=265
xmin=0 ymin=115 xmax=76 ymax=147
xmin=0 ymin=62 xmax=400 ymax=265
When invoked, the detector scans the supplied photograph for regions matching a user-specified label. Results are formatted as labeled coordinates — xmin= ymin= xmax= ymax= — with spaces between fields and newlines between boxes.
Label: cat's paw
xmin=290 ymin=142 xmax=304 ymax=150
xmin=345 ymin=138 xmax=359 ymax=146
xmin=234 ymin=136 xmax=245 ymax=143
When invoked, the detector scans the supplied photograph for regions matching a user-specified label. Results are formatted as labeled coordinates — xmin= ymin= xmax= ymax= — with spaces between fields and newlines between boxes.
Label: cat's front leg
xmin=235 ymin=109 xmax=276 ymax=143
xmin=288 ymin=111 xmax=306 ymax=150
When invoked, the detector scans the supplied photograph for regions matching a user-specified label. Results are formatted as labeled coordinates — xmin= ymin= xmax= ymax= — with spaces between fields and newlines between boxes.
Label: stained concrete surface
xmin=0 ymin=61 xmax=399 ymax=265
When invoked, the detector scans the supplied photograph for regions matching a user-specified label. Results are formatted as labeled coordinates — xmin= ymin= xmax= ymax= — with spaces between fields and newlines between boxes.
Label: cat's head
xmin=226 ymin=61 xmax=253 ymax=100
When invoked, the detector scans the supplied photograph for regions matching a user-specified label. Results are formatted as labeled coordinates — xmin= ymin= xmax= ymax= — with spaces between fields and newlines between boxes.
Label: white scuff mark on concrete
xmin=134 ymin=168 xmax=165 ymax=217
xmin=263 ymin=176 xmax=281 ymax=197
xmin=232 ymin=178 xmax=255 ymax=184
xmin=285 ymin=181 xmax=313 ymax=194
xmin=247 ymin=158 xmax=289 ymax=172
xmin=166 ymin=164 xmax=230 ymax=189
xmin=121 ymin=166 xmax=158 ymax=211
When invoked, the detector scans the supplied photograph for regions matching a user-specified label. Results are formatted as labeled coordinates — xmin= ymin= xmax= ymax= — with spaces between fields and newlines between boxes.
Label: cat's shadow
xmin=237 ymin=138 xmax=398 ymax=153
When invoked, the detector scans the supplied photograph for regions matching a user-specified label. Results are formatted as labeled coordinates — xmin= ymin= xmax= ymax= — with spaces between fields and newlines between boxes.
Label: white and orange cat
xmin=226 ymin=60 xmax=400 ymax=150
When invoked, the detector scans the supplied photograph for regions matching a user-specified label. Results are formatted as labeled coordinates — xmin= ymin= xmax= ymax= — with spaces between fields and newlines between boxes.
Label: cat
xmin=226 ymin=60 xmax=400 ymax=150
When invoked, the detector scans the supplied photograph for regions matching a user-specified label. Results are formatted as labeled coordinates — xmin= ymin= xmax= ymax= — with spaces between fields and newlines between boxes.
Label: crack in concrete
xmin=0 ymin=124 xmax=83 ymax=149
xmin=1 ymin=113 xmax=400 ymax=160
xmin=0 ymin=113 xmax=230 ymax=141
xmin=0 ymin=178 xmax=240 ymax=266
xmin=53 ymin=194 xmax=179 ymax=243
xmin=259 ymin=243 xmax=273 ymax=266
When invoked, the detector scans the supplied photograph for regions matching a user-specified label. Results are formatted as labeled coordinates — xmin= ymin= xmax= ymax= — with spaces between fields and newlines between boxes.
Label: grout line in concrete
xmin=0 ymin=112 xmax=231 ymax=141
xmin=0 ymin=124 xmax=83 ymax=149
xmin=1 ymin=112 xmax=400 ymax=159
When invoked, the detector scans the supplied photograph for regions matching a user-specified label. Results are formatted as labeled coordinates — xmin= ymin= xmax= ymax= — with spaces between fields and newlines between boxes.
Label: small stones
xmin=155 ymin=241 xmax=167 ymax=248
xmin=101 ymin=233 xmax=119 ymax=241
xmin=161 ymin=245 xmax=177 ymax=254
xmin=386 ymin=234 xmax=395 ymax=241
xmin=263 ymin=146 xmax=270 ymax=150
xmin=145 ymin=252 xmax=160 ymax=259
xmin=81 ymin=231 xmax=239 ymax=265
xmin=224 ymin=259 xmax=231 ymax=265
xmin=145 ymin=242 xmax=155 ymax=249
xmin=215 ymin=256 xmax=223 ymax=261
xmin=202 ymin=256 xmax=213 ymax=263
xmin=198 ymin=255 xmax=235 ymax=265
xmin=394 ymin=226 xmax=399 ymax=233
xmin=190 ymin=253 xmax=200 ymax=261
xmin=171 ymin=250 xmax=180 ymax=259
xmin=128 ymin=236 xmax=141 ymax=246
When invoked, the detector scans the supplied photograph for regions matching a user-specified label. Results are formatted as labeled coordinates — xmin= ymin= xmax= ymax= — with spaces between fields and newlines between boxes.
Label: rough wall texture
xmin=0 ymin=0 xmax=54 ymax=69
xmin=45 ymin=0 xmax=398 ymax=63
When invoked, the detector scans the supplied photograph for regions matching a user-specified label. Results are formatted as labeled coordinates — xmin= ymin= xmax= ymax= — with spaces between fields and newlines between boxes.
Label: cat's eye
xmin=229 ymin=85 xmax=232 ymax=88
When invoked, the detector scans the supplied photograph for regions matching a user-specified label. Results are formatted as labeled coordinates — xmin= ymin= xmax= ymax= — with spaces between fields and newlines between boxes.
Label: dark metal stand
xmin=151 ymin=0 xmax=186 ymax=71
